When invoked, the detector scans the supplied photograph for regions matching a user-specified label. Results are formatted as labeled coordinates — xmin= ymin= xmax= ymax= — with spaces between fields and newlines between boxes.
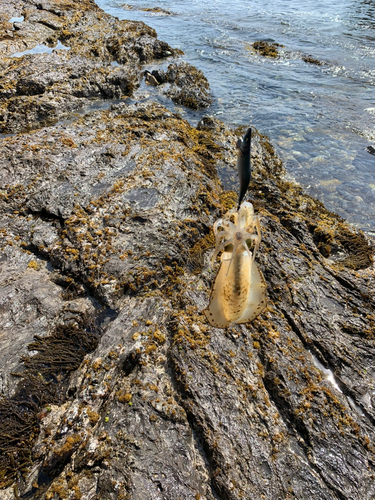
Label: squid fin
xmin=204 ymin=257 xmax=232 ymax=328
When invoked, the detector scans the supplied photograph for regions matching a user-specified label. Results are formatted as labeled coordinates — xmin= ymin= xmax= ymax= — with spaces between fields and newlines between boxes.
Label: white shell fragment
xmin=204 ymin=202 xmax=267 ymax=328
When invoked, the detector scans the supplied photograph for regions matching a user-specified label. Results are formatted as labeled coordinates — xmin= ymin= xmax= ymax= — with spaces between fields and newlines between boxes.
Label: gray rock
xmin=144 ymin=70 xmax=160 ymax=86
xmin=0 ymin=52 xmax=140 ymax=133
xmin=0 ymin=1 xmax=374 ymax=499
xmin=1 ymin=100 xmax=374 ymax=500
xmin=0 ymin=0 xmax=193 ymax=135
xmin=151 ymin=68 xmax=167 ymax=84
xmin=165 ymin=61 xmax=212 ymax=109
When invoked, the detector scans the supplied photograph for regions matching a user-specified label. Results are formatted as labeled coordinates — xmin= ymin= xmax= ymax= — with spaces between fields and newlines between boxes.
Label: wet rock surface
xmin=143 ymin=62 xmax=212 ymax=110
xmin=0 ymin=52 xmax=140 ymax=133
xmin=252 ymin=41 xmax=284 ymax=58
xmin=0 ymin=0 xmax=200 ymax=134
xmin=165 ymin=61 xmax=212 ymax=109
xmin=0 ymin=1 xmax=375 ymax=500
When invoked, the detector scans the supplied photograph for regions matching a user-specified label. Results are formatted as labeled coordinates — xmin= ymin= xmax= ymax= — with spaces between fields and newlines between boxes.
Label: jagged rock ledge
xmin=0 ymin=0 xmax=211 ymax=134
xmin=0 ymin=1 xmax=375 ymax=500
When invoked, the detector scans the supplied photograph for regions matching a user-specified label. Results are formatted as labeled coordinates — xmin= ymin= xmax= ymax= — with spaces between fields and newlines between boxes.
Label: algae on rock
xmin=0 ymin=1 xmax=374 ymax=500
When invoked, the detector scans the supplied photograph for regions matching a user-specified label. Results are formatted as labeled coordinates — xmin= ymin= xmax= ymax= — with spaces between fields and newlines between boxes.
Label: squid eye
xmin=224 ymin=244 xmax=234 ymax=252
xmin=246 ymin=239 xmax=253 ymax=246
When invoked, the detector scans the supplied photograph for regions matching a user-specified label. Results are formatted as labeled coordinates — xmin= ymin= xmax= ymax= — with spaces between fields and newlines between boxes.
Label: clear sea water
xmin=95 ymin=0 xmax=375 ymax=234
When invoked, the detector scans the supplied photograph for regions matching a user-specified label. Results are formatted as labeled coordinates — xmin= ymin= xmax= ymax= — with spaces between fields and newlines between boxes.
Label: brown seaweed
xmin=0 ymin=318 xmax=100 ymax=488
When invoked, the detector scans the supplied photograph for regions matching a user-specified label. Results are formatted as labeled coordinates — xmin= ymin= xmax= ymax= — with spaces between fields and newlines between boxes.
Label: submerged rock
xmin=252 ymin=41 xmax=284 ymax=58
xmin=0 ymin=1 xmax=374 ymax=500
xmin=302 ymin=54 xmax=324 ymax=65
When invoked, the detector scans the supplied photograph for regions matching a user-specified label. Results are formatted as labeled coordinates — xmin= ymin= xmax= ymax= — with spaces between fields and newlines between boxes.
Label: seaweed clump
xmin=302 ymin=55 xmax=323 ymax=66
xmin=21 ymin=322 xmax=99 ymax=380
xmin=335 ymin=223 xmax=373 ymax=269
xmin=0 ymin=318 xmax=100 ymax=489
xmin=306 ymin=219 xmax=373 ymax=269
xmin=252 ymin=41 xmax=283 ymax=58
xmin=0 ymin=398 xmax=37 ymax=489
xmin=141 ymin=7 xmax=172 ymax=14
xmin=165 ymin=62 xmax=212 ymax=109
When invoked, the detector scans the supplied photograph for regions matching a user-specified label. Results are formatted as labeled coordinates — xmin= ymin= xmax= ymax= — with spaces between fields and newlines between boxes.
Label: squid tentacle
xmin=211 ymin=238 xmax=234 ymax=266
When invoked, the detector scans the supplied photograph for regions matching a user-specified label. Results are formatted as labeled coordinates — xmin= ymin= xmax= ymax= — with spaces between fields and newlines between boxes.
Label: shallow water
xmin=96 ymin=0 xmax=375 ymax=233
xmin=11 ymin=41 xmax=70 ymax=58
xmin=9 ymin=16 xmax=24 ymax=23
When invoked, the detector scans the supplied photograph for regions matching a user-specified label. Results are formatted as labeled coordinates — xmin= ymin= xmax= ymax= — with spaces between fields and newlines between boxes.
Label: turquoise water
xmin=96 ymin=0 xmax=375 ymax=233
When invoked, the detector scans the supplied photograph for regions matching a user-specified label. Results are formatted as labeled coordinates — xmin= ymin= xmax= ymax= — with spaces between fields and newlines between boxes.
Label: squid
xmin=204 ymin=202 xmax=267 ymax=328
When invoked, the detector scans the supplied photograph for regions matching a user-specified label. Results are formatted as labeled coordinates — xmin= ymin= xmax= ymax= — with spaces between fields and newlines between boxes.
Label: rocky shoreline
xmin=1 ymin=1 xmax=375 ymax=499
